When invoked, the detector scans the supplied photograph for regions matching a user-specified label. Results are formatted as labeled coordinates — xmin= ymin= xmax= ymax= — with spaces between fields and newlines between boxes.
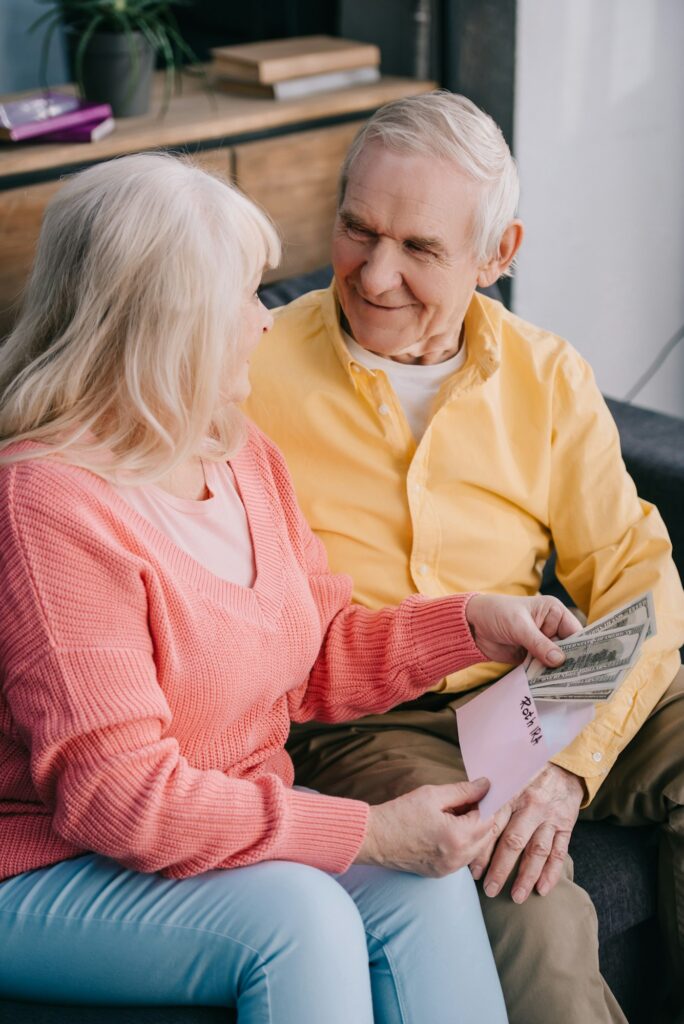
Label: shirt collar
xmin=321 ymin=280 xmax=361 ymax=378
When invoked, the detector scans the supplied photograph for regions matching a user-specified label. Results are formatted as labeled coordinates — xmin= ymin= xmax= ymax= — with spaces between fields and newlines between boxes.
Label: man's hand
xmin=470 ymin=764 xmax=583 ymax=902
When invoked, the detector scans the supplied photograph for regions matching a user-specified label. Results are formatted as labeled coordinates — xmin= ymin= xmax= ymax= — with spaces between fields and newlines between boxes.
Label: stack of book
xmin=0 ymin=93 xmax=115 ymax=144
xmin=209 ymin=35 xmax=381 ymax=101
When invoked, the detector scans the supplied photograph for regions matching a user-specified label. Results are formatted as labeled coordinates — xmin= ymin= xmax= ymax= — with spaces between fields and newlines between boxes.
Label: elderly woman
xmin=0 ymin=154 xmax=579 ymax=1024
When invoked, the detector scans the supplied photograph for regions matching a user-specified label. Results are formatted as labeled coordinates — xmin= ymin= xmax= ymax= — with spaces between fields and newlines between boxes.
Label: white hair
xmin=339 ymin=91 xmax=520 ymax=271
xmin=0 ymin=152 xmax=280 ymax=482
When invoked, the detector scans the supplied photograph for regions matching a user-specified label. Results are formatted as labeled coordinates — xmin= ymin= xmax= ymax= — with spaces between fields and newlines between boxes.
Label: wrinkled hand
xmin=470 ymin=764 xmax=583 ymax=901
xmin=466 ymin=594 xmax=582 ymax=667
xmin=355 ymin=778 xmax=499 ymax=877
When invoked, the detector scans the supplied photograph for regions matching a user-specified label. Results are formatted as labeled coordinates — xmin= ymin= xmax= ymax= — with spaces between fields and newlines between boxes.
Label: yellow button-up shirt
xmin=245 ymin=283 xmax=684 ymax=801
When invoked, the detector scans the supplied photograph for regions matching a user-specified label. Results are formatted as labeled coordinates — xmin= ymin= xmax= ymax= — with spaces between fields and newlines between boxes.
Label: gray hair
xmin=0 ymin=152 xmax=280 ymax=482
xmin=338 ymin=91 xmax=520 ymax=269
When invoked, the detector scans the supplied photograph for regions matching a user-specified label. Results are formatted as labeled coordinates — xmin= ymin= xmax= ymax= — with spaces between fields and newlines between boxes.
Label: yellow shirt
xmin=245 ymin=283 xmax=684 ymax=801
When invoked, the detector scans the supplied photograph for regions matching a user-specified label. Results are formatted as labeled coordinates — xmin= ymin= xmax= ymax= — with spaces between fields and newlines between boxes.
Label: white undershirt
xmin=344 ymin=332 xmax=467 ymax=440
xmin=114 ymin=459 xmax=256 ymax=587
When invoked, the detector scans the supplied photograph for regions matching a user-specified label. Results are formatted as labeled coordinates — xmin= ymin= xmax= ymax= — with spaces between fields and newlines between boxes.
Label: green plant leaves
xmin=29 ymin=0 xmax=199 ymax=113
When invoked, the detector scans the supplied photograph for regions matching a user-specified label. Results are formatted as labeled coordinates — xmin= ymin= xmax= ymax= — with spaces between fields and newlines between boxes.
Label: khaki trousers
xmin=288 ymin=666 xmax=684 ymax=1024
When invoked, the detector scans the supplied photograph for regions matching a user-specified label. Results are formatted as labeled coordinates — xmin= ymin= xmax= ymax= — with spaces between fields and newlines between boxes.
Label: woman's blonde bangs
xmin=0 ymin=152 xmax=281 ymax=483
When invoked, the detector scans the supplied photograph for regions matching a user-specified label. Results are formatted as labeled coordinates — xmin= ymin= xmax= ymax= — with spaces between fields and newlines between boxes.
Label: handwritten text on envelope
xmin=455 ymin=665 xmax=594 ymax=818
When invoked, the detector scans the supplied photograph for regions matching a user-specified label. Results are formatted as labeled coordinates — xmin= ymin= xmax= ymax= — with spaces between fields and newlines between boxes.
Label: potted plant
xmin=32 ymin=0 xmax=197 ymax=118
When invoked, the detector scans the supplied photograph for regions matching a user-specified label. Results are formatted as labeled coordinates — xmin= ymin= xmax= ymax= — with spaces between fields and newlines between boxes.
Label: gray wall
xmin=0 ymin=0 xmax=67 ymax=94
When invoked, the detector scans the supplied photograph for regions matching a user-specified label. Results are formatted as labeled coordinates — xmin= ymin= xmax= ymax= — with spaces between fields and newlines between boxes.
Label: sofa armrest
xmin=605 ymin=398 xmax=684 ymax=580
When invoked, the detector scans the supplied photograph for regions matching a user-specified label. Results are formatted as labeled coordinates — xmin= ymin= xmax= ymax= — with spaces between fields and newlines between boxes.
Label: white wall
xmin=514 ymin=0 xmax=684 ymax=419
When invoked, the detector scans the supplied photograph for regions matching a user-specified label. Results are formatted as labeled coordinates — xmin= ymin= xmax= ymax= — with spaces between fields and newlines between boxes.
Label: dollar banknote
xmin=528 ymin=623 xmax=647 ymax=684
xmin=583 ymin=591 xmax=656 ymax=640
xmin=535 ymin=690 xmax=617 ymax=701
xmin=524 ymin=592 xmax=655 ymax=701
xmin=530 ymin=669 xmax=628 ymax=695
xmin=531 ymin=669 xmax=630 ymax=701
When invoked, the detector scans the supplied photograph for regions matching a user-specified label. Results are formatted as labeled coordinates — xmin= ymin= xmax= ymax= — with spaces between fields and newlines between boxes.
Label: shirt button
xmin=418 ymin=564 xmax=429 ymax=576
xmin=378 ymin=403 xmax=390 ymax=416
xmin=592 ymin=751 xmax=603 ymax=763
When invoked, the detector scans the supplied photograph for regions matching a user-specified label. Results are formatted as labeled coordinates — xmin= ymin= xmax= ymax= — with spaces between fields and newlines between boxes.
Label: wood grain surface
xmin=0 ymin=72 xmax=434 ymax=180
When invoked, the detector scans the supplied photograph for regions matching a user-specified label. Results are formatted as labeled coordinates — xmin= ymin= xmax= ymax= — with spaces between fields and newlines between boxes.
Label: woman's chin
xmin=222 ymin=378 xmax=251 ymax=406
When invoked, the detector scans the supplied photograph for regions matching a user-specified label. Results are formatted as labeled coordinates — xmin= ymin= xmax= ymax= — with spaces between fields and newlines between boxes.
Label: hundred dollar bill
xmin=530 ymin=668 xmax=629 ymax=700
xmin=523 ymin=592 xmax=655 ymax=701
xmin=530 ymin=669 xmax=627 ymax=694
xmin=583 ymin=591 xmax=656 ymax=641
xmin=526 ymin=622 xmax=647 ymax=687
xmin=536 ymin=690 xmax=616 ymax=701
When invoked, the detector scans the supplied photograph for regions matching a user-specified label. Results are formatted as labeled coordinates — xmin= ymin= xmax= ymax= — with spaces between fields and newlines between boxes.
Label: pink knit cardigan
xmin=0 ymin=425 xmax=483 ymax=881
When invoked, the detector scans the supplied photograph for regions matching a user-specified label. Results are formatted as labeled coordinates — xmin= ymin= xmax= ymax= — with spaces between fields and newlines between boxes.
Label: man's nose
xmin=359 ymin=240 xmax=402 ymax=298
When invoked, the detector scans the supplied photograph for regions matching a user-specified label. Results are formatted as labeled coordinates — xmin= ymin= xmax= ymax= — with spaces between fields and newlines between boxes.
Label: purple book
xmin=0 ymin=93 xmax=113 ymax=142
xmin=42 ymin=116 xmax=116 ymax=144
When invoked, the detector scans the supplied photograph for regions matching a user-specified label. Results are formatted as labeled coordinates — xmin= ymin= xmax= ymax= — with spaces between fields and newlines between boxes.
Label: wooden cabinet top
xmin=0 ymin=72 xmax=435 ymax=183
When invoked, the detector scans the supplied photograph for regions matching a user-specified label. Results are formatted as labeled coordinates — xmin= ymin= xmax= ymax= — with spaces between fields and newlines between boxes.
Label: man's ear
xmin=477 ymin=220 xmax=524 ymax=287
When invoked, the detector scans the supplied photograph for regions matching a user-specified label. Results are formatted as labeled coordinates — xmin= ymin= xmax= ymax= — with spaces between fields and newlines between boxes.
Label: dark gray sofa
xmin=2 ymin=269 xmax=682 ymax=1024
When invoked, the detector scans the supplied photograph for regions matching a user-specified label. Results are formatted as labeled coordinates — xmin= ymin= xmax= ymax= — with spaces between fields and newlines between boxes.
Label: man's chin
xmin=346 ymin=317 xmax=411 ymax=354
xmin=354 ymin=334 xmax=412 ymax=359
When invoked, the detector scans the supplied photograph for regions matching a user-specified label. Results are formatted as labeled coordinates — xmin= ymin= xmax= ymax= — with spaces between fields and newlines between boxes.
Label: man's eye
xmin=346 ymin=223 xmax=371 ymax=238
xmin=406 ymin=242 xmax=438 ymax=259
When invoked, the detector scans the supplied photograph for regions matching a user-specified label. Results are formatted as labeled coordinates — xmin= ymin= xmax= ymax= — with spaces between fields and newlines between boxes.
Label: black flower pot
xmin=69 ymin=31 xmax=155 ymax=118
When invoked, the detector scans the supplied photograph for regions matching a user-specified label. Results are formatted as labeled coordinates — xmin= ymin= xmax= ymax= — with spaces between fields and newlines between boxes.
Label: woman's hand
xmin=354 ymin=779 xmax=497 ymax=877
xmin=466 ymin=594 xmax=582 ymax=667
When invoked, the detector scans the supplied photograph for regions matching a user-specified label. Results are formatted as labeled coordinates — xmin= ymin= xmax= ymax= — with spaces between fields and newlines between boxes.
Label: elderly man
xmin=245 ymin=92 xmax=684 ymax=1024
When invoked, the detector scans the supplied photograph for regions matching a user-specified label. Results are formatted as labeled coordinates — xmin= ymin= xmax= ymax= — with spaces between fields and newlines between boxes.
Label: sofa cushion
xmin=260 ymin=265 xmax=334 ymax=307
xmin=605 ymin=397 xmax=684 ymax=577
xmin=570 ymin=821 xmax=657 ymax=941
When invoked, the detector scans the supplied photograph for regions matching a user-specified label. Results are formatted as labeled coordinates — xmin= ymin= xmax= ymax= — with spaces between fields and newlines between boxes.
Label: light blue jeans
xmin=0 ymin=853 xmax=508 ymax=1023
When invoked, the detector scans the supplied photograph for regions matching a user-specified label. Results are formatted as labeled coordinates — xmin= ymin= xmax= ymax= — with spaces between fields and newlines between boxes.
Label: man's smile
xmin=354 ymin=290 xmax=413 ymax=312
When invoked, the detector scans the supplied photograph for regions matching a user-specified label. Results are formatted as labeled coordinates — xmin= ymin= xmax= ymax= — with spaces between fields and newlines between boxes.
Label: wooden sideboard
xmin=0 ymin=72 xmax=434 ymax=337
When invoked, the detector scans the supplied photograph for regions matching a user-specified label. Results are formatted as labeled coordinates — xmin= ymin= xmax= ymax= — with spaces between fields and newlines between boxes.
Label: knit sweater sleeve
xmin=255 ymin=432 xmax=486 ymax=724
xmin=293 ymin=590 xmax=485 ymax=723
xmin=0 ymin=463 xmax=368 ymax=877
